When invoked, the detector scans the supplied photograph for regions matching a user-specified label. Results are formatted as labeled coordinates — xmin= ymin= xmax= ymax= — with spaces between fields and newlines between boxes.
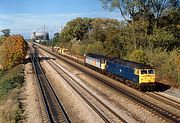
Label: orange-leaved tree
xmin=0 ymin=35 xmax=27 ymax=69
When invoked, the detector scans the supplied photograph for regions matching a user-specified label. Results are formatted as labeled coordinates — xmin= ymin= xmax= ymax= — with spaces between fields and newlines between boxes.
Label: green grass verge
xmin=0 ymin=64 xmax=24 ymax=122
xmin=0 ymin=65 xmax=24 ymax=99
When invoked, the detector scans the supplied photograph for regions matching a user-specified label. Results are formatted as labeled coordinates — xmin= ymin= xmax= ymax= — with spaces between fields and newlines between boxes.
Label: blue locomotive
xmin=85 ymin=53 xmax=155 ymax=90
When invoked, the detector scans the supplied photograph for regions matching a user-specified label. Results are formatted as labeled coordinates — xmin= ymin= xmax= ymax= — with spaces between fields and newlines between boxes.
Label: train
xmin=52 ymin=47 xmax=156 ymax=91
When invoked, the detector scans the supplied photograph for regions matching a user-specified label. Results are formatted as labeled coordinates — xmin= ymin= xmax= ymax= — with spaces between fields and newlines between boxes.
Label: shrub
xmin=126 ymin=48 xmax=179 ymax=86
xmin=84 ymin=41 xmax=104 ymax=55
xmin=0 ymin=64 xmax=24 ymax=122
xmin=145 ymin=49 xmax=180 ymax=86
xmin=0 ymin=65 xmax=24 ymax=99
xmin=69 ymin=39 xmax=105 ymax=56
xmin=147 ymin=28 xmax=175 ymax=49
xmin=127 ymin=49 xmax=148 ymax=64
xmin=0 ymin=70 xmax=3 ymax=77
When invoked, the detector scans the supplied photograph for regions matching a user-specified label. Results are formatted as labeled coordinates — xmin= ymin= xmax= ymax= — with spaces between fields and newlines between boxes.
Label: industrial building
xmin=31 ymin=32 xmax=49 ymax=42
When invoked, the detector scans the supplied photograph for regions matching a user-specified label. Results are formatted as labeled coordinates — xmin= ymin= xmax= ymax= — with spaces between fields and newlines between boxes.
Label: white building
xmin=31 ymin=32 xmax=49 ymax=42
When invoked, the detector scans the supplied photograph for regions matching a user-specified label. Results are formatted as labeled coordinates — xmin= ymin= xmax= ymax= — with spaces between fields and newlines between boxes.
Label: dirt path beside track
xmin=22 ymin=56 xmax=43 ymax=123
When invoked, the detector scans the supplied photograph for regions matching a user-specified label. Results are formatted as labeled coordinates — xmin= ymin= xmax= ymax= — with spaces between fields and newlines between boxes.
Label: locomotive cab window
xmin=101 ymin=60 xmax=105 ymax=63
xmin=141 ymin=70 xmax=148 ymax=74
xmin=148 ymin=69 xmax=155 ymax=74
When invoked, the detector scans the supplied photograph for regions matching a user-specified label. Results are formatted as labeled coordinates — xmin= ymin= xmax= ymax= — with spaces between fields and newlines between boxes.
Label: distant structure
xmin=30 ymin=32 xmax=49 ymax=42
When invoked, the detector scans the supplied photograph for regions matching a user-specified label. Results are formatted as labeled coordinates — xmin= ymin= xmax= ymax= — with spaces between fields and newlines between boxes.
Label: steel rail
xmin=31 ymin=46 xmax=71 ymax=123
xmin=39 ymin=51 xmax=127 ymax=123
xmin=146 ymin=92 xmax=180 ymax=111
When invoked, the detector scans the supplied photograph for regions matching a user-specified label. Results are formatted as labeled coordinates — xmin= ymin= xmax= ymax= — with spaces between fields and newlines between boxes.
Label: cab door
xmin=134 ymin=69 xmax=141 ymax=83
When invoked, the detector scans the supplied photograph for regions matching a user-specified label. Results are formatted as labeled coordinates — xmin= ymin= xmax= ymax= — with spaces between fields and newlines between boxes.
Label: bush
xmin=69 ymin=39 xmax=105 ymax=56
xmin=0 ymin=70 xmax=3 ymax=77
xmin=0 ymin=64 xmax=24 ymax=99
xmin=84 ymin=41 xmax=104 ymax=55
xmin=126 ymin=48 xmax=179 ymax=86
xmin=0 ymin=64 xmax=24 ymax=122
xmin=145 ymin=49 xmax=180 ymax=86
xmin=69 ymin=38 xmax=82 ymax=55
xmin=147 ymin=28 xmax=175 ymax=49
xmin=127 ymin=49 xmax=148 ymax=64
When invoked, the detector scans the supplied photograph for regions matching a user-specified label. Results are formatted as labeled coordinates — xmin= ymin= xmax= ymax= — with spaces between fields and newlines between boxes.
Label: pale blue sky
xmin=0 ymin=0 xmax=122 ymax=38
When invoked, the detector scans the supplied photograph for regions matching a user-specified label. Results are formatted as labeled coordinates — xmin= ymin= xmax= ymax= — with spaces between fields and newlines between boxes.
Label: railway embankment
xmin=0 ymin=34 xmax=28 ymax=122
xmin=0 ymin=64 xmax=24 ymax=122
xmin=0 ymin=49 xmax=42 ymax=123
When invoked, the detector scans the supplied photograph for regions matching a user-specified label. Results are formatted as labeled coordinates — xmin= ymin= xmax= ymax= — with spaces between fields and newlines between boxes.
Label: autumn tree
xmin=0 ymin=35 xmax=27 ymax=69
xmin=0 ymin=36 xmax=6 ymax=45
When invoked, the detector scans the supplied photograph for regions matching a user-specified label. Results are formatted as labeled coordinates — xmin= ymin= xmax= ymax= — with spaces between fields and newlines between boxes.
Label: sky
xmin=0 ymin=0 xmax=122 ymax=39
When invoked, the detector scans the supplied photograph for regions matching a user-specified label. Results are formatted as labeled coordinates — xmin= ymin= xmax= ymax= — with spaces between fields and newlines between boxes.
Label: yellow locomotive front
xmin=134 ymin=69 xmax=155 ymax=91
xmin=138 ymin=69 xmax=155 ymax=84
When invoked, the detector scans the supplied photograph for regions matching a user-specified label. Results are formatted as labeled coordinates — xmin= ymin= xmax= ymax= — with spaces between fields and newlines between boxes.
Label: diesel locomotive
xmin=51 ymin=46 xmax=156 ymax=91
xmin=85 ymin=53 xmax=155 ymax=91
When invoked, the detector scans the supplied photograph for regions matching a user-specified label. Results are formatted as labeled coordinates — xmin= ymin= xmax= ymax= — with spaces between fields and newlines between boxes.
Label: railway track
xmin=30 ymin=46 xmax=71 ymax=123
xmin=35 ymin=44 xmax=180 ymax=123
xmin=146 ymin=92 xmax=180 ymax=111
xmin=154 ymin=92 xmax=180 ymax=104
xmin=39 ymin=51 xmax=127 ymax=123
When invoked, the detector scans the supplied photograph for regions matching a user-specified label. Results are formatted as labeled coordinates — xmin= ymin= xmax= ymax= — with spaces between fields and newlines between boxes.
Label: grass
xmin=0 ymin=64 xmax=24 ymax=123
xmin=0 ymin=65 xmax=24 ymax=99
xmin=0 ymin=70 xmax=3 ymax=78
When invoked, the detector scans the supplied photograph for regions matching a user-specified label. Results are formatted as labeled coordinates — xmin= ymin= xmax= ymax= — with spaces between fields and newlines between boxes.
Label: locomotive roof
xmin=109 ymin=58 xmax=153 ymax=69
xmin=86 ymin=53 xmax=109 ymax=60
xmin=86 ymin=53 xmax=153 ymax=69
